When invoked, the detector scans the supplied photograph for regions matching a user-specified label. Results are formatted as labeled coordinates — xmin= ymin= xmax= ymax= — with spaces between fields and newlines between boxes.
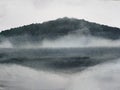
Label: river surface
xmin=0 ymin=47 xmax=120 ymax=90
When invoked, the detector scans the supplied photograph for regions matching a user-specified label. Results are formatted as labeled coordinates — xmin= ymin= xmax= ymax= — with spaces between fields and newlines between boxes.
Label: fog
xmin=0 ymin=34 xmax=120 ymax=90
xmin=68 ymin=59 xmax=120 ymax=90
xmin=41 ymin=35 xmax=120 ymax=48
xmin=0 ymin=58 xmax=120 ymax=90
xmin=0 ymin=64 xmax=69 ymax=90
xmin=1 ymin=34 xmax=120 ymax=48
xmin=0 ymin=40 xmax=13 ymax=48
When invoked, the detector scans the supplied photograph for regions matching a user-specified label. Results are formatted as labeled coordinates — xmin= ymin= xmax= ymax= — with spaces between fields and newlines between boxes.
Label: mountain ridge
xmin=0 ymin=17 xmax=120 ymax=46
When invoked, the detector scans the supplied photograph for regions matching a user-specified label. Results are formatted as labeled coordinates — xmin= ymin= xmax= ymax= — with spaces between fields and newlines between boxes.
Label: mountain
xmin=0 ymin=17 xmax=120 ymax=46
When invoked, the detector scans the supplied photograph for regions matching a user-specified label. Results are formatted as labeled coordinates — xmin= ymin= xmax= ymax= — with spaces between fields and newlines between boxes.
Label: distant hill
xmin=0 ymin=17 xmax=120 ymax=46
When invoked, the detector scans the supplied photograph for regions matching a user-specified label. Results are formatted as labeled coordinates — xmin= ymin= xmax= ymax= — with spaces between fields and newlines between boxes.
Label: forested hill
xmin=0 ymin=17 xmax=120 ymax=46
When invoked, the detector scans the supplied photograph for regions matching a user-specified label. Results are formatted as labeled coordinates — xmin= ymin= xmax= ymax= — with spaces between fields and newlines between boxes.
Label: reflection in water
xmin=0 ymin=48 xmax=120 ymax=90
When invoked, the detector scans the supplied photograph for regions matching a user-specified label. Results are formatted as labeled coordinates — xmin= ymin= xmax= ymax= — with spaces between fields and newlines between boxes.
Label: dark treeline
xmin=0 ymin=17 xmax=120 ymax=45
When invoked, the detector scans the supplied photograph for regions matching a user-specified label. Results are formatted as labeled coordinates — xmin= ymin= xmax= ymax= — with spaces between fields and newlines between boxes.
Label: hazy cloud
xmin=0 ymin=0 xmax=120 ymax=31
xmin=0 ymin=1 xmax=7 ymax=18
xmin=104 ymin=0 xmax=120 ymax=1
xmin=32 ymin=0 xmax=53 ymax=8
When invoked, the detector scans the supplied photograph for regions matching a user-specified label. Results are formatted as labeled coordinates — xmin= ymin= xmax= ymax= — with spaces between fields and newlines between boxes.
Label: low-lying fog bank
xmin=1 ymin=35 xmax=120 ymax=48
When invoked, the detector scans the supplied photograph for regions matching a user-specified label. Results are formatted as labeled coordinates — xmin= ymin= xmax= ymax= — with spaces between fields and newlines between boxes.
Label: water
xmin=0 ymin=47 xmax=120 ymax=90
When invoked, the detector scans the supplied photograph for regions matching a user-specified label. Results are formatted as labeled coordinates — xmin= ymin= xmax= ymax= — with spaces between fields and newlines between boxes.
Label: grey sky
xmin=0 ymin=0 xmax=120 ymax=31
